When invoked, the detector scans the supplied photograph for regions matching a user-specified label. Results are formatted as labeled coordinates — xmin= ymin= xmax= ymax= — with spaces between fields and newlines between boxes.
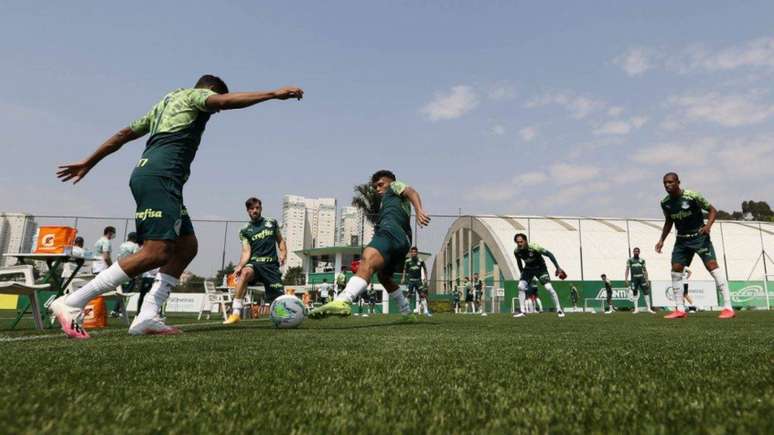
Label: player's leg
xmin=310 ymin=247 xmax=383 ymax=319
xmin=540 ymin=273 xmax=564 ymax=317
xmin=514 ymin=279 xmax=529 ymax=317
xmin=377 ymin=271 xmax=413 ymax=317
xmin=642 ymin=282 xmax=654 ymax=312
xmin=631 ymin=283 xmax=640 ymax=313
xmin=224 ymin=266 xmax=255 ymax=324
xmin=704 ymin=259 xmax=734 ymax=318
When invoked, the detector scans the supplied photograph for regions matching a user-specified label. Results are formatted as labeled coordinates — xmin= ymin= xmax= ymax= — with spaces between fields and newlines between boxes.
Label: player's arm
xmin=541 ymin=249 xmax=562 ymax=273
xmin=700 ymin=205 xmax=718 ymax=236
xmin=656 ymin=216 xmax=673 ymax=253
xmin=421 ymin=262 xmax=428 ymax=284
xmin=103 ymin=249 xmax=112 ymax=267
xmin=400 ymin=263 xmax=407 ymax=285
xmin=642 ymin=260 xmax=649 ymax=281
xmin=515 ymin=254 xmax=524 ymax=273
xmin=400 ymin=186 xmax=431 ymax=226
xmin=57 ymin=127 xmax=145 ymax=184
xmin=624 ymin=261 xmax=630 ymax=284
xmin=234 ymin=232 xmax=251 ymax=277
xmin=275 ymin=231 xmax=287 ymax=266
xmin=204 ymin=87 xmax=303 ymax=111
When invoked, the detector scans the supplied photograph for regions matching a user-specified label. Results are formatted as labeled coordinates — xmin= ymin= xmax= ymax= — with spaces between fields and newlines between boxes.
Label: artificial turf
xmin=0 ymin=311 xmax=772 ymax=434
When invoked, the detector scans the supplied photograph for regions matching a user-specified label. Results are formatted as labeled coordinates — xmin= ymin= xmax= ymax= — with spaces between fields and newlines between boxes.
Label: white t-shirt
xmin=319 ymin=283 xmax=331 ymax=298
xmin=93 ymin=237 xmax=112 ymax=273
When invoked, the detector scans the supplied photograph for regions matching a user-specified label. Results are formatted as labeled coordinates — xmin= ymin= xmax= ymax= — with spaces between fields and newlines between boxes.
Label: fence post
xmin=758 ymin=222 xmax=770 ymax=310
xmin=220 ymin=221 xmax=229 ymax=272
xmin=718 ymin=222 xmax=730 ymax=282
xmin=578 ymin=219 xmax=584 ymax=281
xmin=625 ymin=219 xmax=632 ymax=258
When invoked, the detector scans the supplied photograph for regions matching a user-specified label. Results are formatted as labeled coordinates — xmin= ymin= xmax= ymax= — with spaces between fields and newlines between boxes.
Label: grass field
xmin=1 ymin=311 xmax=772 ymax=434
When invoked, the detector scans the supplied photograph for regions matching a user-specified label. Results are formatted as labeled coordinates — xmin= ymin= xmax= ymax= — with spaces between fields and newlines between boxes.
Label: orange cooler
xmin=34 ymin=226 xmax=77 ymax=254
xmin=83 ymin=297 xmax=108 ymax=329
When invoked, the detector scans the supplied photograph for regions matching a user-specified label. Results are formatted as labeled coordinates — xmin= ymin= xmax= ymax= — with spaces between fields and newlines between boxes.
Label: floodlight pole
xmin=758 ymin=222 xmax=770 ymax=310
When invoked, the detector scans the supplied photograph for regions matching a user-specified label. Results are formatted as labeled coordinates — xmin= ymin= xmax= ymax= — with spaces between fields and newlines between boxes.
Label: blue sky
xmin=2 ymin=1 xmax=774 ymax=273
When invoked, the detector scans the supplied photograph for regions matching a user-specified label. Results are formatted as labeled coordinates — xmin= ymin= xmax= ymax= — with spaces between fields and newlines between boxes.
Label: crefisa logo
xmin=731 ymin=285 xmax=763 ymax=303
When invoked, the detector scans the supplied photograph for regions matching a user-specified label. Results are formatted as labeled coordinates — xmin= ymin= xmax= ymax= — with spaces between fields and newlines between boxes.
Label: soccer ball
xmin=269 ymin=295 xmax=306 ymax=329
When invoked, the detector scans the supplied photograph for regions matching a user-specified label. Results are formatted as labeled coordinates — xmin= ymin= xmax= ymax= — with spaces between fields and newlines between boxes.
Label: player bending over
xmin=625 ymin=247 xmax=654 ymax=314
xmin=53 ymin=75 xmax=302 ymax=338
xmin=656 ymin=173 xmax=735 ymax=319
xmin=224 ymin=197 xmax=286 ymax=325
xmin=512 ymin=233 xmax=566 ymax=318
xmin=309 ymin=170 xmax=431 ymax=319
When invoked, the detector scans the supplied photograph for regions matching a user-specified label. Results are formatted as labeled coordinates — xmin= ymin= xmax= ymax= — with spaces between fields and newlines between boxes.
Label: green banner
xmin=728 ymin=281 xmax=773 ymax=309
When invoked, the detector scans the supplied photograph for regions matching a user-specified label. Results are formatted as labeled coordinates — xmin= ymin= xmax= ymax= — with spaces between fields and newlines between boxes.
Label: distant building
xmin=0 ymin=213 xmax=37 ymax=267
xmin=281 ymin=195 xmax=337 ymax=270
xmin=337 ymin=206 xmax=374 ymax=247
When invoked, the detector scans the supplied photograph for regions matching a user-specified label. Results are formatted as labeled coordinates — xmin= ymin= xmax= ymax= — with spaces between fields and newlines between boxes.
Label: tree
xmin=283 ymin=266 xmax=305 ymax=285
xmin=718 ymin=200 xmax=773 ymax=222
xmin=215 ymin=262 xmax=235 ymax=286
xmin=352 ymin=182 xmax=380 ymax=225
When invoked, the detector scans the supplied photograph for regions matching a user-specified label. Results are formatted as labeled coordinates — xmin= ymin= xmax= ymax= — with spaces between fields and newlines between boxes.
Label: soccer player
xmin=416 ymin=282 xmax=432 ymax=317
xmin=570 ymin=284 xmax=579 ymax=311
xmin=402 ymin=247 xmax=427 ymax=313
xmin=473 ymin=273 xmax=485 ymax=316
xmin=224 ymin=197 xmax=287 ymax=325
xmin=366 ymin=284 xmax=378 ymax=315
xmin=113 ymin=232 xmax=141 ymax=318
xmin=601 ymin=274 xmax=614 ymax=314
xmin=335 ymin=269 xmax=347 ymax=296
xmin=309 ymin=170 xmax=430 ymax=319
xmin=625 ymin=247 xmax=654 ymax=314
xmin=93 ymin=226 xmax=116 ymax=275
xmin=53 ymin=75 xmax=303 ymax=338
xmin=527 ymin=279 xmax=543 ymax=313
xmin=452 ymin=285 xmax=462 ymax=314
xmin=463 ymin=277 xmax=475 ymax=313
xmin=656 ymin=173 xmax=735 ymax=319
xmin=512 ymin=233 xmax=566 ymax=318
xmin=319 ymin=279 xmax=332 ymax=305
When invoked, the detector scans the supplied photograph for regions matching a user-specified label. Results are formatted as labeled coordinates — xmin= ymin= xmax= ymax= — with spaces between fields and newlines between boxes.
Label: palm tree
xmin=352 ymin=182 xmax=380 ymax=225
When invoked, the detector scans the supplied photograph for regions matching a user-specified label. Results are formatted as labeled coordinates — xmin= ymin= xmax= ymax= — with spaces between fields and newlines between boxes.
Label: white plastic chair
xmin=0 ymin=265 xmax=50 ymax=330
xmin=199 ymin=280 xmax=231 ymax=320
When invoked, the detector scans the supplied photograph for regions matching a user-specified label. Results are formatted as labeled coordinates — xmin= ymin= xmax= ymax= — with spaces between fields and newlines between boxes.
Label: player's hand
xmin=56 ymin=160 xmax=93 ymax=184
xmin=279 ymin=254 xmax=286 ymax=266
xmin=234 ymin=265 xmax=243 ymax=277
xmin=655 ymin=240 xmax=664 ymax=253
xmin=274 ymin=86 xmax=303 ymax=101
xmin=416 ymin=209 xmax=431 ymax=227
xmin=556 ymin=269 xmax=567 ymax=280
xmin=698 ymin=224 xmax=712 ymax=236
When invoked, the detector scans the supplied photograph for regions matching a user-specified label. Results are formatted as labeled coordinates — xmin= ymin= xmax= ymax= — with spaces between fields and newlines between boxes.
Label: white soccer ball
xmin=269 ymin=295 xmax=306 ymax=329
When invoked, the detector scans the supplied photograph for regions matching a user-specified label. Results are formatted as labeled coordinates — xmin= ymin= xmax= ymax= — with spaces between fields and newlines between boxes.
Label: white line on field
xmin=0 ymin=318 xmax=269 ymax=343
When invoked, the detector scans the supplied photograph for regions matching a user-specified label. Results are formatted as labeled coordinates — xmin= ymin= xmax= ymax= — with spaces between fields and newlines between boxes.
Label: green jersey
xmin=377 ymin=181 xmax=412 ymax=238
xmin=404 ymin=257 xmax=425 ymax=281
xmin=660 ymin=190 xmax=711 ymax=235
xmin=129 ymin=88 xmax=218 ymax=184
xmin=627 ymin=257 xmax=647 ymax=278
xmin=239 ymin=217 xmax=281 ymax=262
xmin=514 ymin=242 xmax=557 ymax=271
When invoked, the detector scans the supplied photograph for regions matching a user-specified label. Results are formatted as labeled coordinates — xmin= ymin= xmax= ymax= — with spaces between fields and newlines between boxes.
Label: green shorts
xmin=367 ymin=228 xmax=411 ymax=276
xmin=630 ymin=277 xmax=649 ymax=295
xmin=671 ymin=234 xmax=717 ymax=267
xmin=245 ymin=259 xmax=284 ymax=303
xmin=129 ymin=175 xmax=194 ymax=241
xmin=520 ymin=268 xmax=550 ymax=285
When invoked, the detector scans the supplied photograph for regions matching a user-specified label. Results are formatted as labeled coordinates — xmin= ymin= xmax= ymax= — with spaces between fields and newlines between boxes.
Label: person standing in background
xmin=93 ymin=226 xmax=116 ymax=275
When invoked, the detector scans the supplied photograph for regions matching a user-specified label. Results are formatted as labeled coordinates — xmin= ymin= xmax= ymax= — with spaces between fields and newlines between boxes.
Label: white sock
xmin=710 ymin=268 xmax=732 ymax=310
xmin=137 ymin=273 xmax=178 ymax=321
xmin=232 ymin=298 xmax=243 ymax=315
xmin=644 ymin=293 xmax=652 ymax=310
xmin=64 ymin=263 xmax=130 ymax=308
xmin=334 ymin=276 xmax=368 ymax=303
xmin=672 ymin=271 xmax=685 ymax=311
xmin=544 ymin=283 xmax=562 ymax=312
xmin=390 ymin=289 xmax=411 ymax=314
xmin=518 ymin=281 xmax=527 ymax=313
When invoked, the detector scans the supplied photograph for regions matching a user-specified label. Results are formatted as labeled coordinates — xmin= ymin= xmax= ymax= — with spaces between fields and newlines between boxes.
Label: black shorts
xmin=129 ymin=175 xmax=194 ymax=241
xmin=407 ymin=281 xmax=421 ymax=295
xmin=367 ymin=228 xmax=411 ymax=276
xmin=520 ymin=268 xmax=550 ymax=285
xmin=631 ymin=277 xmax=649 ymax=295
xmin=245 ymin=260 xmax=284 ymax=303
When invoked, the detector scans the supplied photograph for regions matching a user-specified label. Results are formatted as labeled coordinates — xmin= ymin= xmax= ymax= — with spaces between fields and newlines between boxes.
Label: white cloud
xmin=631 ymin=137 xmax=717 ymax=166
xmin=607 ymin=106 xmax=624 ymax=117
xmin=613 ymin=47 xmax=654 ymax=76
xmin=541 ymin=182 xmax=610 ymax=207
xmin=420 ymin=85 xmax=479 ymax=121
xmin=593 ymin=116 xmax=648 ymax=136
xmin=488 ymin=82 xmax=516 ymax=100
xmin=526 ymin=91 xmax=607 ymax=119
xmin=518 ymin=126 xmax=538 ymax=142
xmin=667 ymin=92 xmax=774 ymax=127
xmin=490 ymin=124 xmax=506 ymax=136
xmin=549 ymin=163 xmax=600 ymax=185
xmin=512 ymin=171 xmax=548 ymax=186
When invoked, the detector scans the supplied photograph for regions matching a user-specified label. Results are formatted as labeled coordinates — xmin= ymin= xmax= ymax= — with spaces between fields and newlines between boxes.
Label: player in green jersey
xmin=309 ymin=170 xmax=431 ymax=319
xmin=52 ymin=75 xmax=303 ymax=339
xmin=656 ymin=172 xmax=735 ymax=319
xmin=224 ymin=197 xmax=287 ymax=325
xmin=625 ymin=247 xmax=654 ymax=314
xmin=402 ymin=247 xmax=427 ymax=313
xmin=512 ymin=233 xmax=566 ymax=318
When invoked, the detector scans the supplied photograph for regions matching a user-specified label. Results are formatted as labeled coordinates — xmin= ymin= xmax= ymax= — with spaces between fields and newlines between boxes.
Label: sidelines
xmin=0 ymin=317 xmax=269 ymax=343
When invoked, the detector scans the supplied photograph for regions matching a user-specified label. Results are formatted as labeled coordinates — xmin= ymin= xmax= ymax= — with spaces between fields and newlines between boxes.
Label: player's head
xmin=514 ymin=233 xmax=528 ymax=249
xmin=410 ymin=246 xmax=418 ymax=257
xmin=195 ymin=74 xmax=229 ymax=94
xmin=663 ymin=172 xmax=680 ymax=195
xmin=103 ymin=226 xmax=116 ymax=239
xmin=601 ymin=273 xmax=607 ymax=279
xmin=74 ymin=236 xmax=84 ymax=248
xmin=633 ymin=247 xmax=640 ymax=257
xmin=473 ymin=272 xmax=479 ymax=279
xmin=371 ymin=169 xmax=396 ymax=195
xmin=245 ymin=197 xmax=262 ymax=221
xmin=127 ymin=232 xmax=138 ymax=243
xmin=464 ymin=276 xmax=469 ymax=282
xmin=323 ymin=279 xmax=327 ymax=283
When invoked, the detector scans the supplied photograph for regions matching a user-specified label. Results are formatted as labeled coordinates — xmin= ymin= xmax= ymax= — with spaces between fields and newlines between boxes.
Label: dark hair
xmin=410 ymin=246 xmax=418 ymax=251
xmin=245 ymin=197 xmax=262 ymax=208
xmin=601 ymin=274 xmax=607 ymax=278
xmin=633 ymin=247 xmax=640 ymax=251
xmin=323 ymin=279 xmax=327 ymax=283
xmin=514 ymin=233 xmax=528 ymax=242
xmin=74 ymin=236 xmax=84 ymax=247
xmin=104 ymin=226 xmax=116 ymax=235
xmin=371 ymin=170 xmax=396 ymax=184
xmin=663 ymin=172 xmax=679 ymax=181
xmin=195 ymin=74 xmax=229 ymax=94
xmin=127 ymin=232 xmax=138 ymax=242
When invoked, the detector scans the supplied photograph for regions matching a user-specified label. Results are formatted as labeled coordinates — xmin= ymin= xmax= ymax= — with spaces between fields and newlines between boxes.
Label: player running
xmin=656 ymin=173 xmax=735 ymax=319
xmin=625 ymin=247 xmax=654 ymax=314
xmin=309 ymin=170 xmax=431 ymax=319
xmin=512 ymin=233 xmax=566 ymax=318
xmin=52 ymin=75 xmax=302 ymax=338
xmin=224 ymin=197 xmax=287 ymax=325
xmin=402 ymin=247 xmax=427 ymax=313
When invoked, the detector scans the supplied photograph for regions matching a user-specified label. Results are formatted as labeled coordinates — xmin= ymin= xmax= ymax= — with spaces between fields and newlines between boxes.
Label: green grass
xmin=1 ymin=311 xmax=772 ymax=434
